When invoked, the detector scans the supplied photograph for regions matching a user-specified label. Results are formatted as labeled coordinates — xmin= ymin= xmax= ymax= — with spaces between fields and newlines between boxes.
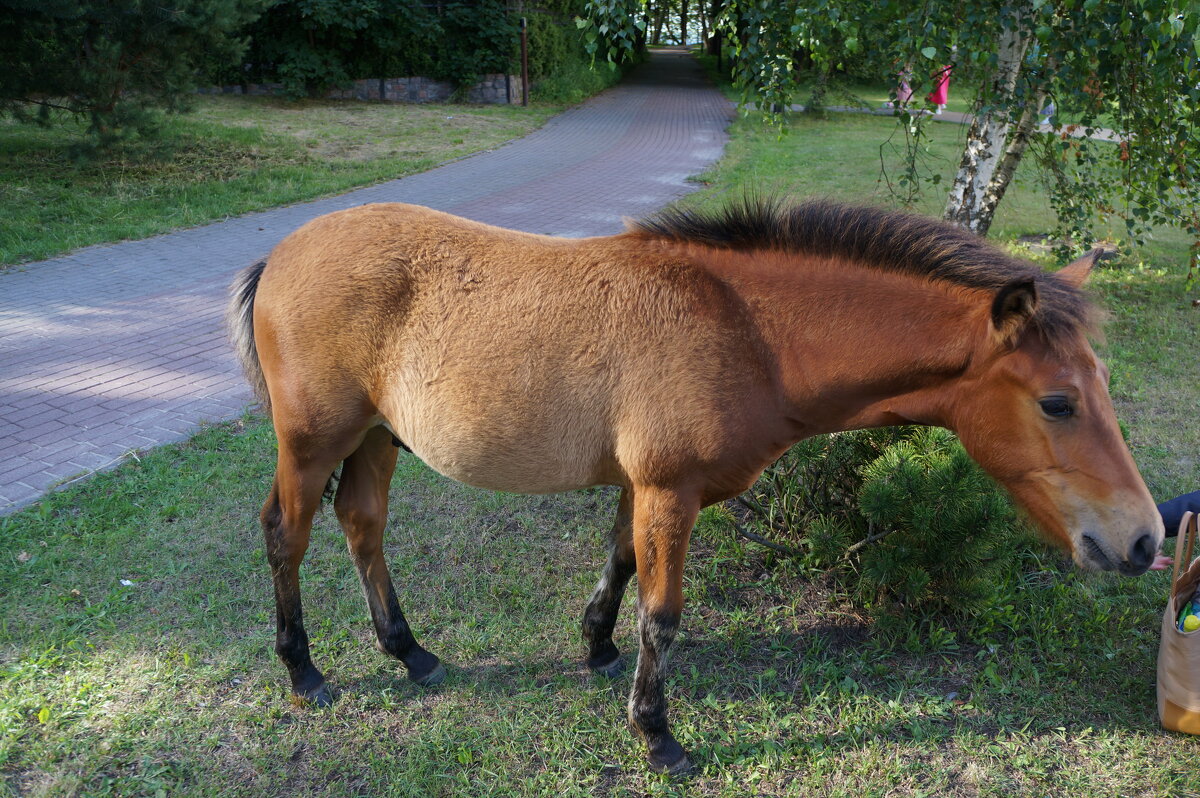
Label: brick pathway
xmin=0 ymin=48 xmax=732 ymax=514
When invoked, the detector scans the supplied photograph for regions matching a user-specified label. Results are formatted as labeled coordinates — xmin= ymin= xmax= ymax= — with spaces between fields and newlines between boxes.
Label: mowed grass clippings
xmin=0 ymin=97 xmax=561 ymax=267
xmin=3 ymin=102 xmax=1200 ymax=795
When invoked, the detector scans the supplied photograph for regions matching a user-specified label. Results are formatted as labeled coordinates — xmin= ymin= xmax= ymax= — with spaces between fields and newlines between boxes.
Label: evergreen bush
xmin=0 ymin=0 xmax=263 ymax=142
xmin=740 ymin=427 xmax=1037 ymax=616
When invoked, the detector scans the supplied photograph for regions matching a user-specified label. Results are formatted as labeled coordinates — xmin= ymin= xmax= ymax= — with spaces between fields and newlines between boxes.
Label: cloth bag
xmin=1158 ymin=510 xmax=1200 ymax=733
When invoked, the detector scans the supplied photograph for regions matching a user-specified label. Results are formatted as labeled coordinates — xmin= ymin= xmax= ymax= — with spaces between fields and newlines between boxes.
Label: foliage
xmin=576 ymin=0 xmax=646 ymax=63
xmin=741 ymin=427 xmax=1035 ymax=615
xmin=693 ymin=0 xmax=1200 ymax=268
xmin=527 ymin=9 xmax=627 ymax=103
xmin=530 ymin=51 xmax=623 ymax=104
xmin=239 ymin=0 xmax=518 ymax=97
xmin=0 ymin=0 xmax=263 ymax=145
xmin=718 ymin=0 xmax=863 ymax=118
xmin=1021 ymin=2 xmax=1200 ymax=269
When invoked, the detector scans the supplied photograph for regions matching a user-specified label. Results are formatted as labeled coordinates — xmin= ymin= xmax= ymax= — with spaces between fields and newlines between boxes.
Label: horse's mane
xmin=629 ymin=196 xmax=1102 ymax=347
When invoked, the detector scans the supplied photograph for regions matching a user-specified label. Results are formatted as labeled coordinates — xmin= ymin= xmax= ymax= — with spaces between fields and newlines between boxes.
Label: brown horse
xmin=227 ymin=198 xmax=1163 ymax=773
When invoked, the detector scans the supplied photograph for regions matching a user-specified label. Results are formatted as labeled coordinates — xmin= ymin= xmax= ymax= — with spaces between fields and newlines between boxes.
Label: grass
xmin=4 ymin=418 xmax=1198 ymax=796
xmin=0 ymin=97 xmax=561 ymax=266
xmin=3 ymin=64 xmax=1200 ymax=797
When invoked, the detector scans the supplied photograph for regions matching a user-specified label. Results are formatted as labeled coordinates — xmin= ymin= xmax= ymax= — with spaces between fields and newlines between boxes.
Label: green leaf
xmin=921 ymin=46 xmax=937 ymax=59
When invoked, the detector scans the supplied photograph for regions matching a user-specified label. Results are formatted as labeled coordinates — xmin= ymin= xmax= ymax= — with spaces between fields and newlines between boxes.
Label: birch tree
xmin=941 ymin=2 xmax=1035 ymax=234
xmin=635 ymin=0 xmax=1199 ymax=266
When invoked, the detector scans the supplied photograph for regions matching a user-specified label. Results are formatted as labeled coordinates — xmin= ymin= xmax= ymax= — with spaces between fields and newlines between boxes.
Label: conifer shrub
xmin=739 ymin=427 xmax=1037 ymax=615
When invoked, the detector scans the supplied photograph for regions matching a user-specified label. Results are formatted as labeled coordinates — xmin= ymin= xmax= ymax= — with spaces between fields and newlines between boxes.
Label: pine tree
xmin=0 ymin=0 xmax=264 ymax=143
xmin=742 ymin=427 xmax=1034 ymax=614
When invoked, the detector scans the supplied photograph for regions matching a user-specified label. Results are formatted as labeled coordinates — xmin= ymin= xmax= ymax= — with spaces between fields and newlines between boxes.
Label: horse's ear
xmin=1057 ymin=248 xmax=1102 ymax=287
xmin=991 ymin=279 xmax=1038 ymax=348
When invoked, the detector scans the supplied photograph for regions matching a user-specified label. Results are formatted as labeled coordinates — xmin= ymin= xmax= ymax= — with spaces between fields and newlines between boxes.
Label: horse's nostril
xmin=1128 ymin=532 xmax=1155 ymax=572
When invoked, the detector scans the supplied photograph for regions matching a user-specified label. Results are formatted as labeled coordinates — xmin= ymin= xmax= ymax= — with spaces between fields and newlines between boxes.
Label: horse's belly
xmin=383 ymin=393 xmax=615 ymax=495
xmin=418 ymin=448 xmax=600 ymax=494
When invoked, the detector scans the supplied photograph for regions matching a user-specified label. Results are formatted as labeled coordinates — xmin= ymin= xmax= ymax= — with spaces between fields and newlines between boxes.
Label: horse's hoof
xmin=648 ymin=749 xmax=693 ymax=776
xmin=410 ymin=662 xmax=446 ymax=687
xmin=589 ymin=656 xmax=624 ymax=679
xmin=294 ymin=683 xmax=334 ymax=708
xmin=645 ymin=735 xmax=692 ymax=775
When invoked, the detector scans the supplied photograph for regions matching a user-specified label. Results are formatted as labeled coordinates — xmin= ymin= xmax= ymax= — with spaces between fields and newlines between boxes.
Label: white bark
xmin=943 ymin=8 xmax=1033 ymax=235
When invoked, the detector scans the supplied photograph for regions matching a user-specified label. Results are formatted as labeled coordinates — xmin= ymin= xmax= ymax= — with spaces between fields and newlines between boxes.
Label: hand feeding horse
xmin=227 ymin=198 xmax=1163 ymax=773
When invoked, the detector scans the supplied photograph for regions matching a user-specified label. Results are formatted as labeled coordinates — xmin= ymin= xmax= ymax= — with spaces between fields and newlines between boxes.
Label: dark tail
xmin=227 ymin=259 xmax=271 ymax=410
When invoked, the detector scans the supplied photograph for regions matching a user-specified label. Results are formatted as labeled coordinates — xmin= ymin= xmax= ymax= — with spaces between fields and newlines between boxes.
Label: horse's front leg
xmin=627 ymin=484 xmax=699 ymax=774
xmin=582 ymin=486 xmax=635 ymax=676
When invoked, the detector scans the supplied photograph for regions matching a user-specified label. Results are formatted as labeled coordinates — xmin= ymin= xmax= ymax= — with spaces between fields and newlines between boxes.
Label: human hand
xmin=1150 ymin=554 xmax=1174 ymax=571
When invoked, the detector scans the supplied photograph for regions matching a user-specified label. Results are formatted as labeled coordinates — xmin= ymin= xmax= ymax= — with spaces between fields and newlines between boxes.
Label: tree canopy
xmin=583 ymin=0 xmax=1200 ymax=269
xmin=0 ymin=0 xmax=263 ymax=140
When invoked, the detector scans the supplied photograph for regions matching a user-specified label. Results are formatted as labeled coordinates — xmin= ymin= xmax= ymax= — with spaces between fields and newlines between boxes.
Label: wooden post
xmin=520 ymin=17 xmax=529 ymax=107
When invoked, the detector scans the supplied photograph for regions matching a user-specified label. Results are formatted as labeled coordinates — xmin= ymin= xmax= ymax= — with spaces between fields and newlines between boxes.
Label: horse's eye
xmin=1039 ymin=397 xmax=1074 ymax=418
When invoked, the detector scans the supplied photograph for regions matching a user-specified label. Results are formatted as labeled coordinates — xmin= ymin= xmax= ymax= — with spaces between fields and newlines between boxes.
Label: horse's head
xmin=942 ymin=252 xmax=1163 ymax=575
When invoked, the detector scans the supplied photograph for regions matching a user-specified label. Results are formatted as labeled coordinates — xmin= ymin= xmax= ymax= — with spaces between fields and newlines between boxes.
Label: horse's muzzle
xmin=1081 ymin=529 xmax=1159 ymax=576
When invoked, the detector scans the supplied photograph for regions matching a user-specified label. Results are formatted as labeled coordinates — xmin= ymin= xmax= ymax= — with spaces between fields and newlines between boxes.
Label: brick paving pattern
xmin=0 ymin=48 xmax=732 ymax=513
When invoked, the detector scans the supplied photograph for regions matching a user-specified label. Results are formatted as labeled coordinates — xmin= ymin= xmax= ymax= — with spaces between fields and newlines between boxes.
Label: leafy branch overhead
xmin=587 ymin=0 xmax=1199 ymax=269
xmin=577 ymin=0 xmax=646 ymax=63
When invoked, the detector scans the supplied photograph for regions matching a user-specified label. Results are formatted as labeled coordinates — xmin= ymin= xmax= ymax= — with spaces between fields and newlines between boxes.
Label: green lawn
xmin=3 ymin=75 xmax=1200 ymax=797
xmin=0 ymin=97 xmax=561 ymax=267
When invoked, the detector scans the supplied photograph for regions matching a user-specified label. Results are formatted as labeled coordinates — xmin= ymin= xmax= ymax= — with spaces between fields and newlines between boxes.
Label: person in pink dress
xmin=927 ymin=63 xmax=952 ymax=114
xmin=884 ymin=64 xmax=914 ymax=109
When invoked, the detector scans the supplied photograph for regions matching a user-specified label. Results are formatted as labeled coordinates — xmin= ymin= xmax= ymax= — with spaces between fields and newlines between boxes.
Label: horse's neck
xmin=706 ymin=249 xmax=984 ymax=434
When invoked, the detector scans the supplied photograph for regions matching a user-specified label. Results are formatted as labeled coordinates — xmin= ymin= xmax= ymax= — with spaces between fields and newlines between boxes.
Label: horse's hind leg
xmin=582 ymin=486 xmax=636 ymax=676
xmin=261 ymin=445 xmax=338 ymax=706
xmin=334 ymin=426 xmax=444 ymax=687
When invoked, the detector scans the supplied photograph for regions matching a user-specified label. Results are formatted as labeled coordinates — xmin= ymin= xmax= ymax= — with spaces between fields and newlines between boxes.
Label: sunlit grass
xmin=0 ymin=97 xmax=561 ymax=267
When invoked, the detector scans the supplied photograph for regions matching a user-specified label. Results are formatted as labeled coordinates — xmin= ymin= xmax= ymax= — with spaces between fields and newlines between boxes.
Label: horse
xmin=226 ymin=197 xmax=1163 ymax=773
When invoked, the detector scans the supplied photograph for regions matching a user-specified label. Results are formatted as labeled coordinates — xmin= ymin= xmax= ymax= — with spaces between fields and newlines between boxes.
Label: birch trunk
xmin=973 ymin=87 xmax=1046 ymax=231
xmin=943 ymin=8 xmax=1033 ymax=235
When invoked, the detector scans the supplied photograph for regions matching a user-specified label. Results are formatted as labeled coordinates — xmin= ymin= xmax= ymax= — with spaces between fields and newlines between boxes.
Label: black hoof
xmin=294 ymin=682 xmax=334 ymax=708
xmin=648 ymin=748 xmax=693 ymax=775
xmin=409 ymin=661 xmax=446 ymax=687
xmin=645 ymin=734 xmax=692 ymax=775
xmin=588 ymin=655 xmax=624 ymax=679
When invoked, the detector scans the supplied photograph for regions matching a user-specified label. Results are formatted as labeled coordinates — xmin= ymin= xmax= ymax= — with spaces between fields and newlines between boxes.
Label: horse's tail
xmin=227 ymin=259 xmax=271 ymax=411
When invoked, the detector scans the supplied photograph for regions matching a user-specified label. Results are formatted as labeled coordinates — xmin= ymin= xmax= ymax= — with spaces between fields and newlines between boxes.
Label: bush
xmin=531 ymin=52 xmax=622 ymax=104
xmin=740 ymin=427 xmax=1037 ymax=616
xmin=0 ymin=0 xmax=263 ymax=143
xmin=233 ymin=0 xmax=567 ymax=98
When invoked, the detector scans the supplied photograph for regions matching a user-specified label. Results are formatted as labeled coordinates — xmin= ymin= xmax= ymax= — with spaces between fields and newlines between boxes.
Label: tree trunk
xmin=805 ymin=62 xmax=831 ymax=116
xmin=943 ymin=9 xmax=1033 ymax=235
xmin=680 ymin=0 xmax=688 ymax=44
xmin=652 ymin=2 xmax=666 ymax=46
xmin=973 ymin=88 xmax=1046 ymax=232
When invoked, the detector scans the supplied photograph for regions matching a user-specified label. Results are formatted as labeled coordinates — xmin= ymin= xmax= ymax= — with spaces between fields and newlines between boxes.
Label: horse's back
xmin=255 ymin=204 xmax=774 ymax=494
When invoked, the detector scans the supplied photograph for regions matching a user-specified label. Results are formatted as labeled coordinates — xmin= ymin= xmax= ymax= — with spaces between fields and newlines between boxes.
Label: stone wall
xmin=199 ymin=73 xmax=523 ymax=104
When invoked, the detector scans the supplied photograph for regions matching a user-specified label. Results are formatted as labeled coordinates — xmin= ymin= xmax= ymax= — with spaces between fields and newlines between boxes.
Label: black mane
xmin=631 ymin=197 xmax=1099 ymax=345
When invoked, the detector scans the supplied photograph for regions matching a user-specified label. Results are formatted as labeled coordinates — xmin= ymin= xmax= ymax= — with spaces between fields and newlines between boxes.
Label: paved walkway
xmin=0 ymin=48 xmax=732 ymax=514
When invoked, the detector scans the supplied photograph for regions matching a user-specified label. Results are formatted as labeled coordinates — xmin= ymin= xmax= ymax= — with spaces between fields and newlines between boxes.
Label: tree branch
xmin=730 ymin=519 xmax=803 ymax=557
xmin=843 ymin=525 xmax=899 ymax=557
